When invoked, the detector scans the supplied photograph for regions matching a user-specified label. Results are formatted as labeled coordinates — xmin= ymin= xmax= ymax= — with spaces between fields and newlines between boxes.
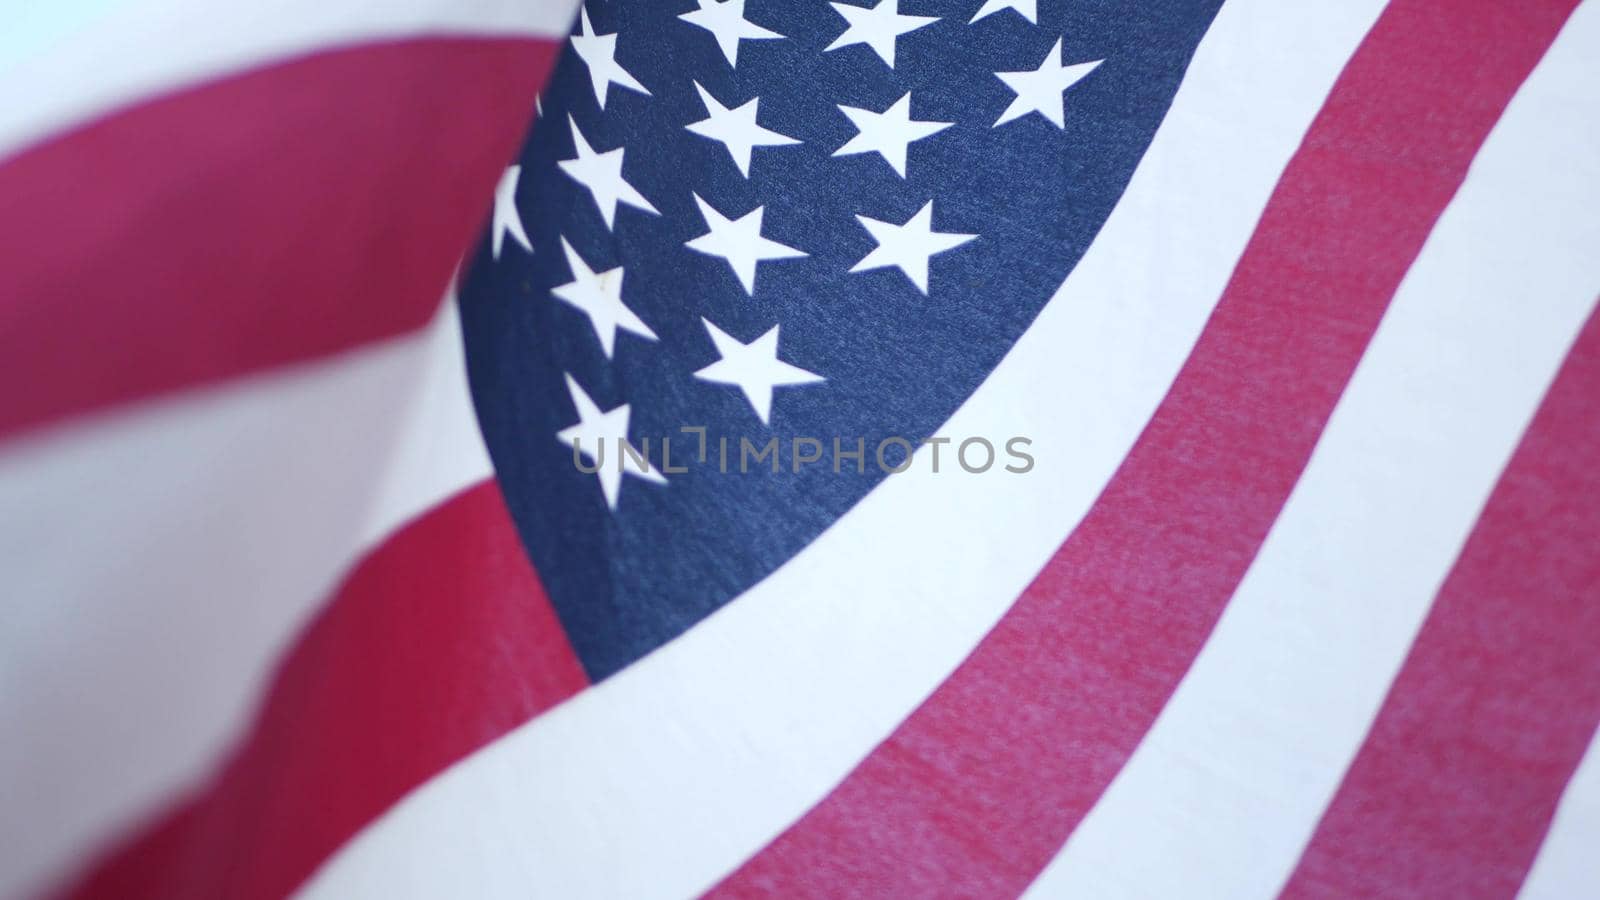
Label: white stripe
xmin=355 ymin=306 xmax=498 ymax=549
xmin=0 ymin=0 xmax=578 ymax=161
xmin=1520 ymin=725 xmax=1600 ymax=900
xmin=296 ymin=4 xmax=1388 ymax=898
xmin=0 ymin=301 xmax=493 ymax=898
xmin=1026 ymin=6 xmax=1600 ymax=896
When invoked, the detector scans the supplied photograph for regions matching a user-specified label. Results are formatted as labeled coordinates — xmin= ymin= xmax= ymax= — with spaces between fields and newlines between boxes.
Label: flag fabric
xmin=2 ymin=0 xmax=1598 ymax=898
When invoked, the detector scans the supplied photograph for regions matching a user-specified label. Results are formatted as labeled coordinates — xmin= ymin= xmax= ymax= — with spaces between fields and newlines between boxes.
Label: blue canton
xmin=459 ymin=0 xmax=1224 ymax=679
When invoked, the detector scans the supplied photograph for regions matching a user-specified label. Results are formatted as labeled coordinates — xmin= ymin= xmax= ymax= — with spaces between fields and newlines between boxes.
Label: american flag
xmin=2 ymin=0 xmax=1598 ymax=897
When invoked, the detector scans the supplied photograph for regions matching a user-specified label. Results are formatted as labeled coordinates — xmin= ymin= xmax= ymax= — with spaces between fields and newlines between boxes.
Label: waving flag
xmin=3 ymin=1 xmax=1598 ymax=898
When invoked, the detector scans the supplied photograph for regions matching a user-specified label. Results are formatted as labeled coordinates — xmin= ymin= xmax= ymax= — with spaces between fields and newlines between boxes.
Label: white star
xmin=679 ymin=0 xmax=783 ymax=67
xmin=969 ymin=0 xmax=1035 ymax=24
xmin=695 ymin=319 xmax=823 ymax=424
xmin=557 ymin=374 xmax=666 ymax=510
xmin=850 ymin=201 xmax=975 ymax=294
xmin=834 ymin=92 xmax=952 ymax=178
xmin=558 ymin=115 xmax=658 ymax=230
xmin=825 ymin=0 xmax=939 ymax=69
xmin=686 ymin=82 xmax=800 ymax=178
xmin=550 ymin=238 xmax=657 ymax=358
xmin=491 ymin=165 xmax=532 ymax=259
xmin=569 ymin=6 xmax=650 ymax=110
xmin=685 ymin=194 xmax=806 ymax=295
xmin=994 ymin=38 xmax=1103 ymax=128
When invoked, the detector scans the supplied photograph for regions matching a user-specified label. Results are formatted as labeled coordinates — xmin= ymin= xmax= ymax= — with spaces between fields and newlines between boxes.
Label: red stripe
xmin=709 ymin=3 xmax=1579 ymax=896
xmin=62 ymin=481 xmax=590 ymax=900
xmin=1281 ymin=302 xmax=1600 ymax=899
xmin=0 ymin=36 xmax=556 ymax=441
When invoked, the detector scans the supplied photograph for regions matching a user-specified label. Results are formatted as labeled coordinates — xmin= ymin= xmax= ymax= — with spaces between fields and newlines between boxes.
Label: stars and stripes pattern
xmin=1 ymin=2 xmax=1598 ymax=900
